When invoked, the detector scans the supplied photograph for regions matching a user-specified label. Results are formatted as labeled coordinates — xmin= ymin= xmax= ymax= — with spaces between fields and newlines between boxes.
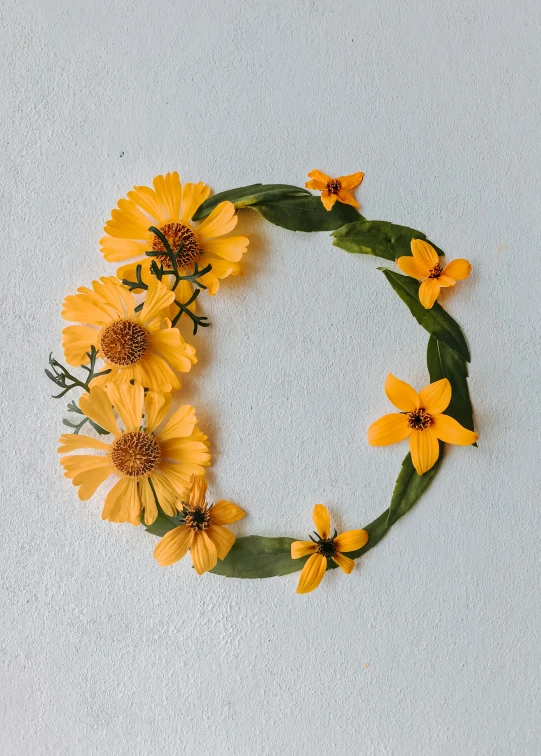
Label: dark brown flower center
xmin=184 ymin=506 xmax=211 ymax=531
xmin=100 ymin=320 xmax=148 ymax=367
xmin=428 ymin=264 xmax=443 ymax=279
xmin=326 ymin=179 xmax=342 ymax=194
xmin=110 ymin=431 xmax=161 ymax=477
xmin=316 ymin=539 xmax=336 ymax=558
xmin=152 ymin=222 xmax=201 ymax=269
xmin=407 ymin=408 xmax=433 ymax=431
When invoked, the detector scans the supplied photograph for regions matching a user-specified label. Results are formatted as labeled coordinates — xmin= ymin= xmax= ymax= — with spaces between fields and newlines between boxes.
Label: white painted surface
xmin=1 ymin=1 xmax=540 ymax=754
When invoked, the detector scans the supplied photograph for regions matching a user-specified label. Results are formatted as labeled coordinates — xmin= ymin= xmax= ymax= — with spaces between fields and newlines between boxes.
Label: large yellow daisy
xmin=58 ymin=384 xmax=210 ymax=526
xmin=61 ymin=276 xmax=196 ymax=394
xmin=100 ymin=172 xmax=249 ymax=297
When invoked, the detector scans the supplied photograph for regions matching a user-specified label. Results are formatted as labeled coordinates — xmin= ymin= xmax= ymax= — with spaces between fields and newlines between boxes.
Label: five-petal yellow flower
xmin=368 ymin=374 xmax=478 ymax=475
xmin=58 ymin=384 xmax=210 ymax=526
xmin=100 ymin=171 xmax=249 ymax=297
xmin=291 ymin=504 xmax=368 ymax=594
xmin=154 ymin=475 xmax=245 ymax=575
xmin=396 ymin=239 xmax=472 ymax=309
xmin=305 ymin=169 xmax=364 ymax=211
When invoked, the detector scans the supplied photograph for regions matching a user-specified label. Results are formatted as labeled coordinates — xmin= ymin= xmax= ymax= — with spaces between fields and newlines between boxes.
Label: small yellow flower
xmin=153 ymin=475 xmax=245 ymax=575
xmin=396 ymin=239 xmax=472 ymax=309
xmin=305 ymin=169 xmax=364 ymax=211
xmin=61 ymin=276 xmax=196 ymax=394
xmin=368 ymin=374 xmax=478 ymax=475
xmin=291 ymin=505 xmax=368 ymax=594
xmin=58 ymin=383 xmax=210 ymax=526
xmin=100 ymin=172 xmax=249 ymax=296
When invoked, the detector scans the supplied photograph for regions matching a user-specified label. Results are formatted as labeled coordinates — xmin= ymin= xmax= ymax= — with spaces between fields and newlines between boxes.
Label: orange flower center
xmin=407 ymin=408 xmax=433 ymax=431
xmin=316 ymin=538 xmax=336 ymax=558
xmin=326 ymin=179 xmax=341 ymax=194
xmin=110 ymin=431 xmax=161 ymax=477
xmin=100 ymin=320 xmax=148 ymax=367
xmin=152 ymin=222 xmax=201 ymax=269
xmin=184 ymin=506 xmax=211 ymax=531
xmin=428 ymin=264 xmax=443 ymax=279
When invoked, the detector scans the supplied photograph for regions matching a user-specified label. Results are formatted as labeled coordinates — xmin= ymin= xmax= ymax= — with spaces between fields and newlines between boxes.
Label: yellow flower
xmin=368 ymin=374 xmax=478 ymax=475
xmin=291 ymin=505 xmax=368 ymax=594
xmin=396 ymin=239 xmax=472 ymax=309
xmin=61 ymin=276 xmax=196 ymax=394
xmin=58 ymin=384 xmax=210 ymax=526
xmin=100 ymin=172 xmax=249 ymax=297
xmin=305 ymin=169 xmax=364 ymax=211
xmin=153 ymin=475 xmax=245 ymax=575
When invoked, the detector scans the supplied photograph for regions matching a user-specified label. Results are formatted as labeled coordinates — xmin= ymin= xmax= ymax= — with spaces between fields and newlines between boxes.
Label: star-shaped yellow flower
xmin=305 ymin=169 xmax=364 ymax=211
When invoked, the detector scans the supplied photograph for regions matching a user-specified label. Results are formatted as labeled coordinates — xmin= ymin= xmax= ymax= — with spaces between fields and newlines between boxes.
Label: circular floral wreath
xmin=48 ymin=170 xmax=477 ymax=595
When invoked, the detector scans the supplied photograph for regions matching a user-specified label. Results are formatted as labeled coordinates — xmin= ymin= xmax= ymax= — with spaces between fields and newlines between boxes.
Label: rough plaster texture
xmin=1 ymin=1 xmax=540 ymax=754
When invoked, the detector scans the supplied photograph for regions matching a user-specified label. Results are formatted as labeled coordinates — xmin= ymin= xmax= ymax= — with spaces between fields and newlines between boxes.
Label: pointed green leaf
xmin=332 ymin=219 xmax=444 ymax=261
xmin=145 ymin=512 xmax=182 ymax=538
xmin=427 ymin=335 xmax=476 ymax=434
xmin=192 ymin=184 xmax=310 ymax=221
xmin=380 ymin=269 xmax=471 ymax=361
xmin=210 ymin=536 xmax=299 ymax=578
xmin=253 ymin=194 xmax=362 ymax=231
xmin=386 ymin=445 xmax=444 ymax=528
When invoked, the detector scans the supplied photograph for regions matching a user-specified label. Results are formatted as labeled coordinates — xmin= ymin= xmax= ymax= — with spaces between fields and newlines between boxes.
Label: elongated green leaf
xmin=427 ymin=336 xmax=476 ymax=434
xmin=253 ymin=194 xmax=361 ymax=232
xmin=380 ymin=269 xmax=471 ymax=361
xmin=192 ymin=184 xmax=309 ymax=221
xmin=145 ymin=512 xmax=182 ymax=538
xmin=332 ymin=219 xmax=443 ymax=261
xmin=210 ymin=536 xmax=299 ymax=578
xmin=386 ymin=445 xmax=444 ymax=527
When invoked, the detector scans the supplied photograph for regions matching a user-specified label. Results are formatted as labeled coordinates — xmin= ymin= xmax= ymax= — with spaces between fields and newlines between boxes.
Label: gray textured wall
xmin=1 ymin=0 xmax=540 ymax=754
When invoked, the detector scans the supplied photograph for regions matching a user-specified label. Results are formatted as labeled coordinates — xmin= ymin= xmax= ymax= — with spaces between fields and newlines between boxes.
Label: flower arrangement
xmin=47 ymin=170 xmax=477 ymax=594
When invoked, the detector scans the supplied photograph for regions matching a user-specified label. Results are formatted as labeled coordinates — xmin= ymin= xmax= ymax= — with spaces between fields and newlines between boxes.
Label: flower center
xmin=110 ymin=431 xmax=161 ymax=477
xmin=326 ymin=179 xmax=341 ymax=194
xmin=152 ymin=222 xmax=201 ymax=269
xmin=316 ymin=538 xmax=336 ymax=558
xmin=407 ymin=408 xmax=433 ymax=431
xmin=428 ymin=264 xmax=443 ymax=279
xmin=184 ymin=507 xmax=211 ymax=531
xmin=100 ymin=320 xmax=148 ymax=367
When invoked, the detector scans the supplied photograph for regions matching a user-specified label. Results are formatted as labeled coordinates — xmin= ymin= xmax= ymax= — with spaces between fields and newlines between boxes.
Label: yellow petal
xmin=312 ymin=504 xmax=330 ymax=540
xmin=107 ymin=383 xmax=144 ymax=432
xmin=153 ymin=172 xmax=181 ymax=220
xmin=149 ymin=470 xmax=180 ymax=516
xmin=367 ymin=413 xmax=411 ymax=446
xmin=57 ymin=434 xmax=110 ymax=454
xmin=138 ymin=280 xmax=175 ymax=325
xmin=291 ymin=541 xmax=318 ymax=559
xmin=144 ymin=391 xmax=171 ymax=434
xmin=61 ymin=326 xmax=99 ymax=367
xmin=190 ymin=531 xmax=218 ymax=575
xmin=79 ymin=387 xmax=121 ymax=437
xmin=418 ymin=278 xmax=441 ymax=309
xmin=437 ymin=275 xmax=456 ymax=288
xmin=71 ymin=462 xmax=112 ymax=501
xmin=395 ymin=255 xmax=430 ymax=280
xmin=431 ymin=414 xmax=478 ymax=445
xmin=307 ymin=169 xmax=332 ymax=183
xmin=385 ymin=373 xmax=420 ymax=412
xmin=147 ymin=329 xmax=197 ymax=373
xmin=196 ymin=201 xmax=237 ymax=241
xmin=419 ymin=378 xmax=451 ymax=415
xmin=411 ymin=239 xmax=439 ymax=268
xmin=333 ymin=529 xmax=369 ymax=553
xmin=207 ymin=524 xmax=236 ymax=560
xmin=442 ymin=258 xmax=471 ymax=281
xmin=157 ymin=405 xmax=197 ymax=441
xmin=180 ymin=181 xmax=210 ymax=224
xmin=331 ymin=552 xmax=355 ymax=574
xmin=102 ymin=477 xmax=141 ymax=526
xmin=409 ymin=429 xmax=440 ymax=475
xmin=296 ymin=553 xmax=327 ymax=594
xmin=140 ymin=478 xmax=158 ymax=525
xmin=188 ymin=474 xmax=207 ymax=509
xmin=336 ymin=172 xmax=364 ymax=190
xmin=154 ymin=525 xmax=194 ymax=567
xmin=336 ymin=189 xmax=359 ymax=208
xmin=305 ymin=179 xmax=327 ymax=190
xmin=210 ymin=499 xmax=246 ymax=526
xmin=201 ymin=235 xmax=249 ymax=263
xmin=320 ymin=191 xmax=338 ymax=211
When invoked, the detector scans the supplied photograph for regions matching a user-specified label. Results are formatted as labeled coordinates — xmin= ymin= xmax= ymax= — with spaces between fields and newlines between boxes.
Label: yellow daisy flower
xmin=305 ymin=169 xmax=364 ymax=211
xmin=100 ymin=171 xmax=249 ymax=297
xmin=368 ymin=374 xmax=478 ymax=475
xmin=58 ymin=384 xmax=210 ymax=526
xmin=396 ymin=239 xmax=472 ymax=309
xmin=61 ymin=276 xmax=196 ymax=394
xmin=291 ymin=504 xmax=368 ymax=594
xmin=153 ymin=475 xmax=245 ymax=575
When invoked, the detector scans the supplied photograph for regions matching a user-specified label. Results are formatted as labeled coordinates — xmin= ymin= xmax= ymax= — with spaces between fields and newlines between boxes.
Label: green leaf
xmin=253 ymin=194 xmax=362 ymax=232
xmin=380 ymin=269 xmax=471 ymax=362
xmin=427 ymin=336 xmax=476 ymax=434
xmin=332 ymin=219 xmax=444 ymax=261
xmin=145 ymin=512 xmax=182 ymax=538
xmin=386 ymin=445 xmax=444 ymax=527
xmin=210 ymin=536 xmax=299 ymax=578
xmin=192 ymin=184 xmax=309 ymax=221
